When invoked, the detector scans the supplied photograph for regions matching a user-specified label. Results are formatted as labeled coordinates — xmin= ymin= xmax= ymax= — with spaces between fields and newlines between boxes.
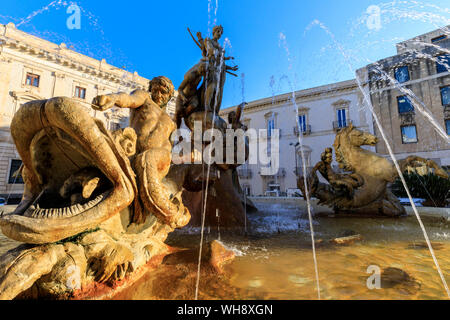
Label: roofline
xmin=221 ymin=78 xmax=357 ymax=115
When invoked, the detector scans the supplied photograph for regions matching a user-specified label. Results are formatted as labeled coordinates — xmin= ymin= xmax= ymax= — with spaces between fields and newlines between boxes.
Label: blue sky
xmin=1 ymin=0 xmax=449 ymax=108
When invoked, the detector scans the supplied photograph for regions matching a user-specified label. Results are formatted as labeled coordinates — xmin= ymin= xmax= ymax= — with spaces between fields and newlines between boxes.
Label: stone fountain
xmin=297 ymin=124 xmax=448 ymax=216
xmin=0 ymin=26 xmax=250 ymax=299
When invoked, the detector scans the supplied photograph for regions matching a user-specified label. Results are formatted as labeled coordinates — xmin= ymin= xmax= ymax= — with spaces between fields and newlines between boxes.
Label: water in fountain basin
xmin=91 ymin=202 xmax=450 ymax=300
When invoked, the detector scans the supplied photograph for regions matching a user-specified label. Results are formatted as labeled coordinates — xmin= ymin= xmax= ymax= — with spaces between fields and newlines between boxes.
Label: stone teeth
xmin=71 ymin=204 xmax=79 ymax=215
xmin=27 ymin=190 xmax=108 ymax=219
xmin=32 ymin=208 xmax=41 ymax=218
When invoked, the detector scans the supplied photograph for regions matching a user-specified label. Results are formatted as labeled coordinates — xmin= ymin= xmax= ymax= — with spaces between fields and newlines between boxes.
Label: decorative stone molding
xmin=0 ymin=24 xmax=148 ymax=89
xmin=332 ymin=99 xmax=351 ymax=108
xmin=296 ymin=106 xmax=310 ymax=113
xmin=10 ymin=91 xmax=44 ymax=101
xmin=52 ymin=71 xmax=66 ymax=79
xmin=264 ymin=111 xmax=277 ymax=118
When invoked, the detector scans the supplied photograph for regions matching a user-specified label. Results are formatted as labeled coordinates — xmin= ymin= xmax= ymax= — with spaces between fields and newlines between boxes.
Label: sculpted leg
xmin=134 ymin=149 xmax=191 ymax=228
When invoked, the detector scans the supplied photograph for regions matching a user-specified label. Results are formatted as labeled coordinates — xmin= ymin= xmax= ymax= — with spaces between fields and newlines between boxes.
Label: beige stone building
xmin=0 ymin=22 xmax=150 ymax=203
xmin=357 ymin=26 xmax=450 ymax=167
xmin=220 ymin=79 xmax=371 ymax=196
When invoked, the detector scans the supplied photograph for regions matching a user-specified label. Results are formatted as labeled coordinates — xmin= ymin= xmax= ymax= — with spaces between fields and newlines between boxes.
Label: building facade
xmin=0 ymin=22 xmax=150 ymax=202
xmin=220 ymin=79 xmax=372 ymax=196
xmin=357 ymin=26 xmax=450 ymax=167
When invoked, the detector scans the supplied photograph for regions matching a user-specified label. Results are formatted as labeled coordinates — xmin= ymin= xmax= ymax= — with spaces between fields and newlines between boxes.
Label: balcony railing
xmin=293 ymin=125 xmax=312 ymax=136
xmin=332 ymin=119 xmax=353 ymax=131
xmin=259 ymin=168 xmax=286 ymax=177
xmin=237 ymin=168 xmax=253 ymax=179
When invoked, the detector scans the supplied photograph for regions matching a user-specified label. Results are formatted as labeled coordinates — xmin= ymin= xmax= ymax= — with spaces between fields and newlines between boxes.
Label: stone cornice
xmin=220 ymin=80 xmax=357 ymax=116
xmin=0 ymin=23 xmax=149 ymax=90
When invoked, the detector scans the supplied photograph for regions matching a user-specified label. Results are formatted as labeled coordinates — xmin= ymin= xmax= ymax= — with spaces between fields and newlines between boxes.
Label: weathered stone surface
xmin=208 ymin=240 xmax=236 ymax=274
xmin=163 ymin=240 xmax=235 ymax=274
xmin=298 ymin=125 xmax=448 ymax=217
xmin=0 ymin=25 xmax=246 ymax=300
xmin=330 ymin=234 xmax=363 ymax=245
xmin=407 ymin=241 xmax=444 ymax=250
xmin=0 ymin=77 xmax=196 ymax=299
xmin=381 ymin=267 xmax=421 ymax=295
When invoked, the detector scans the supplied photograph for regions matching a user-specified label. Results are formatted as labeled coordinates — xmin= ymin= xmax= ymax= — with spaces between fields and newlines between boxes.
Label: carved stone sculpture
xmin=0 ymin=24 xmax=251 ymax=298
xmin=0 ymin=76 xmax=218 ymax=299
xmin=175 ymin=25 xmax=238 ymax=131
xmin=173 ymin=26 xmax=255 ymax=229
xmin=297 ymin=124 xmax=448 ymax=216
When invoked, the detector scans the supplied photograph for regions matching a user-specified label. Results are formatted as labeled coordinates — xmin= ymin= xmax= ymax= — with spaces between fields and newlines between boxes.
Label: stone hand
xmin=92 ymin=95 xmax=116 ymax=111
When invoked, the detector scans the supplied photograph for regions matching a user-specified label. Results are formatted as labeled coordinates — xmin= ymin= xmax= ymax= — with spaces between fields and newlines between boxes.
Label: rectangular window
xmin=8 ymin=159 xmax=24 ymax=184
xmin=446 ymin=119 xmax=450 ymax=135
xmin=441 ymin=86 xmax=450 ymax=106
xmin=267 ymin=118 xmax=275 ymax=137
xmin=337 ymin=108 xmax=347 ymax=128
xmin=395 ymin=66 xmax=410 ymax=83
xmin=74 ymin=86 xmax=86 ymax=99
xmin=401 ymin=125 xmax=418 ymax=144
xmin=397 ymin=96 xmax=414 ymax=113
xmin=298 ymin=114 xmax=307 ymax=132
xmin=436 ymin=54 xmax=450 ymax=74
xmin=431 ymin=35 xmax=447 ymax=43
xmin=25 ymin=73 xmax=40 ymax=87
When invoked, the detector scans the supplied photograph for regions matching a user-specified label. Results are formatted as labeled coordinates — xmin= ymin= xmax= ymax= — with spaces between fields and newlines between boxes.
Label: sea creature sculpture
xmin=0 ymin=77 xmax=216 ymax=299
xmin=298 ymin=124 xmax=448 ymax=216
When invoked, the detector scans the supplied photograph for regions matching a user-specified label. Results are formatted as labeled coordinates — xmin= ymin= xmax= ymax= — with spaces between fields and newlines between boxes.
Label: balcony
xmin=332 ymin=119 xmax=353 ymax=131
xmin=259 ymin=168 xmax=286 ymax=177
xmin=237 ymin=168 xmax=252 ymax=179
xmin=293 ymin=125 xmax=312 ymax=136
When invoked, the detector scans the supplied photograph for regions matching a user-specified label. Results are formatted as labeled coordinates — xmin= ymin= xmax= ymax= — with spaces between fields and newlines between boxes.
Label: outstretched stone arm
xmin=92 ymin=89 xmax=151 ymax=111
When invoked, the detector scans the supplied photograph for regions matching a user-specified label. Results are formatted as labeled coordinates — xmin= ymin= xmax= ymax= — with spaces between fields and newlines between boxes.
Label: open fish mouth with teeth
xmin=0 ymin=97 xmax=136 ymax=244
xmin=22 ymin=167 xmax=112 ymax=220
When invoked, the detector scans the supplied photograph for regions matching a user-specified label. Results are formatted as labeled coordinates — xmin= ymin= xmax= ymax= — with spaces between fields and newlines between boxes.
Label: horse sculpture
xmin=298 ymin=124 xmax=448 ymax=216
